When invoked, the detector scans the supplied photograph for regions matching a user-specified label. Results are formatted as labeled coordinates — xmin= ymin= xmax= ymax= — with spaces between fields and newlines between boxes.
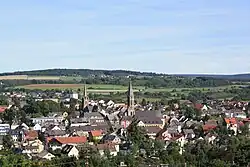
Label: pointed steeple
xmin=127 ymin=80 xmax=135 ymax=116
xmin=82 ymin=83 xmax=89 ymax=110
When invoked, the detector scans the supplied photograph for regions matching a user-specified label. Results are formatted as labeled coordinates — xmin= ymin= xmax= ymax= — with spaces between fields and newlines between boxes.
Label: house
xmin=24 ymin=130 xmax=38 ymax=141
xmin=84 ymin=112 xmax=105 ymax=121
xmin=69 ymin=125 xmax=108 ymax=137
xmin=161 ymin=127 xmax=180 ymax=141
xmin=0 ymin=124 xmax=10 ymax=135
xmin=224 ymin=118 xmax=238 ymax=135
xmin=136 ymin=117 xmax=164 ymax=128
xmin=89 ymin=130 xmax=104 ymax=142
xmin=45 ymin=130 xmax=67 ymax=137
xmin=31 ymin=116 xmax=63 ymax=125
xmin=11 ymin=128 xmax=24 ymax=143
xmin=22 ymin=139 xmax=44 ymax=154
xmin=183 ymin=129 xmax=195 ymax=139
xmin=47 ymin=136 xmax=87 ymax=151
xmin=33 ymin=124 xmax=42 ymax=131
xmin=37 ymin=150 xmax=55 ymax=160
xmin=102 ymin=133 xmax=121 ymax=144
xmin=135 ymin=111 xmax=163 ymax=126
xmin=202 ymin=124 xmax=217 ymax=133
xmin=145 ymin=126 xmax=162 ymax=139
xmin=11 ymin=123 xmax=29 ymax=131
xmin=97 ymin=143 xmax=119 ymax=156
xmin=61 ymin=145 xmax=79 ymax=159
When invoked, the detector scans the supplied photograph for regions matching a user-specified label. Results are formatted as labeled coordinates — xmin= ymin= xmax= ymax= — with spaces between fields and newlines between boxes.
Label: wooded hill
xmin=1 ymin=69 xmax=250 ymax=80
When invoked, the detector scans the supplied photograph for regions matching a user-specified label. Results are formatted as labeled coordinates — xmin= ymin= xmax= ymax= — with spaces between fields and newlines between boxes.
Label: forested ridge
xmin=1 ymin=69 xmax=250 ymax=80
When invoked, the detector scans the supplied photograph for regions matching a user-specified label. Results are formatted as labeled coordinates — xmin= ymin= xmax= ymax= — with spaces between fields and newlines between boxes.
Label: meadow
xmin=16 ymin=83 xmax=241 ymax=94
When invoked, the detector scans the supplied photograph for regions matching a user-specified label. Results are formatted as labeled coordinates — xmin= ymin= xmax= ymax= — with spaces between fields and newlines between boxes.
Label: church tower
xmin=81 ymin=84 xmax=89 ymax=110
xmin=126 ymin=80 xmax=135 ymax=116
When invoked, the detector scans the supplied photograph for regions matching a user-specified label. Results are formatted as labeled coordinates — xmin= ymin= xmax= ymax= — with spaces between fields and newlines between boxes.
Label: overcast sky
xmin=0 ymin=0 xmax=250 ymax=74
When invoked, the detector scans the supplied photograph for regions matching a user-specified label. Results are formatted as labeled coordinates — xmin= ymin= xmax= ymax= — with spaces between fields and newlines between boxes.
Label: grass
xmin=15 ymin=84 xmax=144 ymax=93
xmin=15 ymin=84 xmax=244 ymax=95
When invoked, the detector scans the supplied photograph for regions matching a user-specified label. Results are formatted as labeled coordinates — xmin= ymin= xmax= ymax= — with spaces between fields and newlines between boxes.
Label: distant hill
xmin=0 ymin=69 xmax=250 ymax=81
xmin=175 ymin=74 xmax=250 ymax=80
xmin=0 ymin=69 xmax=167 ymax=77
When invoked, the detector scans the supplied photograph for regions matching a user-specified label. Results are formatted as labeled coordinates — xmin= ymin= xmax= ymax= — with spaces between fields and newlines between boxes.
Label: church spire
xmin=82 ymin=83 xmax=89 ymax=110
xmin=127 ymin=80 xmax=135 ymax=116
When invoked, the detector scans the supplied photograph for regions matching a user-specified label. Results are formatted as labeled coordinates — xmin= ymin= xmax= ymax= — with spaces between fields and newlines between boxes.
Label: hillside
xmin=0 ymin=69 xmax=166 ymax=77
xmin=176 ymin=74 xmax=250 ymax=80
xmin=0 ymin=69 xmax=250 ymax=81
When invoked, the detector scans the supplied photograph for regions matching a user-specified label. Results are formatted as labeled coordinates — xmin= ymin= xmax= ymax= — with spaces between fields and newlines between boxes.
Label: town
xmin=0 ymin=79 xmax=250 ymax=167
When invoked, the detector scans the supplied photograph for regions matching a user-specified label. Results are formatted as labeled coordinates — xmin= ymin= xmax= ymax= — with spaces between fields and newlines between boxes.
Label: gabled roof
xmin=45 ymin=130 xmax=66 ymax=137
xmin=145 ymin=126 xmax=162 ymax=134
xmin=90 ymin=130 xmax=103 ymax=137
xmin=25 ymin=130 xmax=38 ymax=140
xmin=224 ymin=118 xmax=237 ymax=125
xmin=48 ymin=136 xmax=87 ymax=144
xmin=202 ymin=124 xmax=217 ymax=132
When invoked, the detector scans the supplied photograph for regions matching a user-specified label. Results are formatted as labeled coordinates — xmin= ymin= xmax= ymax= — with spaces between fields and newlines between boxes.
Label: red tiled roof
xmin=0 ymin=106 xmax=8 ymax=113
xmin=25 ymin=130 xmax=38 ymax=140
xmin=90 ymin=130 xmax=103 ymax=137
xmin=224 ymin=118 xmax=237 ymax=125
xmin=48 ymin=136 xmax=87 ymax=144
xmin=203 ymin=124 xmax=217 ymax=131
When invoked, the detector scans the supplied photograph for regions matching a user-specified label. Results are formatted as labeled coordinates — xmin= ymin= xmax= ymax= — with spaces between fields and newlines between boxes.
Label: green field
xmin=15 ymin=84 xmax=242 ymax=93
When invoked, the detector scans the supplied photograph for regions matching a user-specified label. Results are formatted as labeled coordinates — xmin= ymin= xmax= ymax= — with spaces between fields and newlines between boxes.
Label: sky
xmin=0 ymin=0 xmax=250 ymax=74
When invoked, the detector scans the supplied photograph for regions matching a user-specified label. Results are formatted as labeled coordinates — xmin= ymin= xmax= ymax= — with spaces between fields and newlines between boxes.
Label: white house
xmin=33 ymin=124 xmax=42 ymax=131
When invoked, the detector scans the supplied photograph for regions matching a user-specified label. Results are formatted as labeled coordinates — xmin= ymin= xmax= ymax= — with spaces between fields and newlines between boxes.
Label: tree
xmin=141 ymin=98 xmax=147 ymax=106
xmin=3 ymin=135 xmax=13 ymax=150
xmin=3 ymin=108 xmax=15 ymax=127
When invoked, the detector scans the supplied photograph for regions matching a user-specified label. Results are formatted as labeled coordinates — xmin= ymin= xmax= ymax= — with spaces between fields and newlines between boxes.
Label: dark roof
xmin=102 ymin=134 xmax=118 ymax=141
xmin=145 ymin=126 xmax=162 ymax=134
xmin=45 ymin=130 xmax=66 ymax=137
xmin=71 ymin=117 xmax=88 ymax=123
xmin=69 ymin=125 xmax=109 ymax=133
xmin=120 ymin=116 xmax=133 ymax=121
xmin=183 ymin=129 xmax=195 ymax=135
xmin=138 ymin=117 xmax=162 ymax=125
xmin=84 ymin=112 xmax=104 ymax=119
xmin=135 ymin=110 xmax=161 ymax=118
